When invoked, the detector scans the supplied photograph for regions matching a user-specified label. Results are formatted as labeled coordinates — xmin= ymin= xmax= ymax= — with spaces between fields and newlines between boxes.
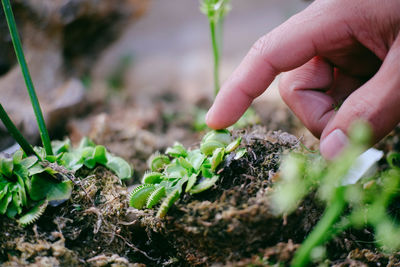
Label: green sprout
xmin=129 ymin=129 xmax=244 ymax=218
xmin=195 ymin=1 xmax=260 ymax=131
xmin=200 ymin=0 xmax=231 ymax=96
xmin=272 ymin=122 xmax=400 ymax=266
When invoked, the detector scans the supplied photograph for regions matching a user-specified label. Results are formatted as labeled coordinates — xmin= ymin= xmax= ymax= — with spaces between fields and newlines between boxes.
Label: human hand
xmin=205 ymin=0 xmax=400 ymax=159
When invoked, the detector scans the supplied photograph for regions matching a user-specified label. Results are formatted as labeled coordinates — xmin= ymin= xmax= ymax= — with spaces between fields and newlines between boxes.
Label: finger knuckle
xmin=250 ymin=35 xmax=270 ymax=57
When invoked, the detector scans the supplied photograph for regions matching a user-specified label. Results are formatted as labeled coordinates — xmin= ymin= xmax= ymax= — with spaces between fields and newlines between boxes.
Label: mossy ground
xmin=2 ymin=94 xmax=400 ymax=266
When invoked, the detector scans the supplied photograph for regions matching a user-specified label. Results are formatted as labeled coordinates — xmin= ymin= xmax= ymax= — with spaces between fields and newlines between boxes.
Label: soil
xmin=2 ymin=91 xmax=400 ymax=266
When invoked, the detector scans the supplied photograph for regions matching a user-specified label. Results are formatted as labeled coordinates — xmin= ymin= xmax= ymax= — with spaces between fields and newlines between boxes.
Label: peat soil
xmin=1 ymin=92 xmax=400 ymax=266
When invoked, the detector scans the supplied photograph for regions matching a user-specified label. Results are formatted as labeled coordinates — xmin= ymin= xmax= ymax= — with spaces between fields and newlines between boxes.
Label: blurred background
xmin=93 ymin=0 xmax=310 ymax=105
xmin=0 ymin=0 xmax=315 ymax=157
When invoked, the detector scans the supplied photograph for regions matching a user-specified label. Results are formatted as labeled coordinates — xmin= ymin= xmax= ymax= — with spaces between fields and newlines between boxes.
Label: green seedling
xmin=129 ymin=130 xmax=243 ymax=218
xmin=200 ymin=0 xmax=231 ymax=96
xmin=194 ymin=1 xmax=260 ymax=131
xmin=272 ymin=122 xmax=400 ymax=267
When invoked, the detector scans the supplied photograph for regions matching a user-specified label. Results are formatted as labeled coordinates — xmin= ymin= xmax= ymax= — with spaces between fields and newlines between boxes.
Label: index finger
xmin=206 ymin=1 xmax=350 ymax=129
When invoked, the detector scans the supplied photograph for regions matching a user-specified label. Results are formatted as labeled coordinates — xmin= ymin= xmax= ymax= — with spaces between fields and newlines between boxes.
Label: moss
xmin=0 ymin=166 xmax=143 ymax=266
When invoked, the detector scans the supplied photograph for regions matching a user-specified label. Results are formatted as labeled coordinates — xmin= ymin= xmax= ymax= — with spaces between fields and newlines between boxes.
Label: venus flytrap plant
xmin=0 ymin=137 xmax=133 ymax=226
xmin=130 ymin=129 xmax=244 ymax=218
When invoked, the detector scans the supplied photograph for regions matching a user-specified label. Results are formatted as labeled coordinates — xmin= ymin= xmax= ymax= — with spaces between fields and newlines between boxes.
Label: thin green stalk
xmin=210 ymin=20 xmax=220 ymax=96
xmin=1 ymin=0 xmax=53 ymax=155
xmin=292 ymin=187 xmax=346 ymax=267
xmin=0 ymin=104 xmax=40 ymax=158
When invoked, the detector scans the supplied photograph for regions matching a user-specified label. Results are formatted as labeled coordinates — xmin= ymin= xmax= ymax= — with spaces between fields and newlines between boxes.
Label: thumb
xmin=320 ymin=35 xmax=400 ymax=159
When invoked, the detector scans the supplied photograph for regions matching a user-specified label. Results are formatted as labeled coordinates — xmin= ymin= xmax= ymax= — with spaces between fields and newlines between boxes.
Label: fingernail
xmin=320 ymin=129 xmax=348 ymax=160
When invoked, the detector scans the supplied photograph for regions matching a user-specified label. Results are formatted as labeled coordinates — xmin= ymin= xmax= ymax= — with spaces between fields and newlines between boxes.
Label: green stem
xmin=0 ymin=104 xmax=40 ymax=159
xmin=292 ymin=187 xmax=346 ymax=267
xmin=209 ymin=20 xmax=220 ymax=96
xmin=1 ymin=0 xmax=53 ymax=156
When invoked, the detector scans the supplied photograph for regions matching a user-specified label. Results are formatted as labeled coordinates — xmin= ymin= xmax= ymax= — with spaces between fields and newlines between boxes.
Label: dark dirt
xmin=2 ymin=91 xmax=400 ymax=266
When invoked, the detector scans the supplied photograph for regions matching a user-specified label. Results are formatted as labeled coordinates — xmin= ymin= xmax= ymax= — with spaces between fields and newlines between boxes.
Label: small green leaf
xmin=6 ymin=199 xmax=18 ymax=218
xmin=185 ymin=174 xmax=197 ymax=192
xmin=46 ymin=180 xmax=73 ymax=203
xmin=0 ymin=158 xmax=14 ymax=178
xmin=0 ymin=182 xmax=9 ymax=200
xmin=15 ymin=174 xmax=27 ymax=206
xmin=142 ymin=171 xmax=163 ymax=184
xmin=187 ymin=149 xmax=206 ymax=172
xmin=202 ymin=129 xmax=231 ymax=146
xmin=12 ymin=150 xmax=23 ymax=164
xmin=94 ymin=145 xmax=107 ymax=165
xmin=29 ymin=175 xmax=71 ymax=202
xmin=11 ymin=189 xmax=22 ymax=214
xmin=20 ymin=156 xmax=38 ymax=169
xmin=82 ymin=147 xmax=96 ymax=169
xmin=27 ymin=163 xmax=45 ymax=176
xmin=234 ymin=148 xmax=247 ymax=160
xmin=105 ymin=155 xmax=132 ymax=180
xmin=78 ymin=137 xmax=95 ymax=149
xmin=51 ymin=139 xmax=71 ymax=155
xmin=166 ymin=142 xmax=188 ymax=158
xmin=177 ymin=157 xmax=193 ymax=171
xmin=129 ymin=184 xmax=156 ymax=209
xmin=226 ymin=137 xmax=241 ymax=153
xmin=165 ymin=161 xmax=187 ymax=178
xmin=200 ymin=140 xmax=225 ymax=156
xmin=210 ymin=147 xmax=225 ymax=171
xmin=190 ymin=176 xmax=218 ymax=194
xmin=45 ymin=155 xmax=58 ymax=163
xmin=201 ymin=161 xmax=214 ymax=178
xmin=60 ymin=151 xmax=83 ymax=172
xmin=0 ymin=192 xmax=12 ymax=214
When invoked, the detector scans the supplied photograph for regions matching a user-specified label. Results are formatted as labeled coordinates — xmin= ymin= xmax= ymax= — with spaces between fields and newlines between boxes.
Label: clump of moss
xmin=0 ymin=166 xmax=144 ymax=266
xmin=129 ymin=127 xmax=322 ymax=265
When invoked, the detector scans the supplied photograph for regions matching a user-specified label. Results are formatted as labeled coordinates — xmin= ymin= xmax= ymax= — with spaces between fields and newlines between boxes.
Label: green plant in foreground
xmin=0 ymin=137 xmax=132 ymax=226
xmin=272 ymin=122 xmax=400 ymax=267
xmin=129 ymin=129 xmax=245 ymax=218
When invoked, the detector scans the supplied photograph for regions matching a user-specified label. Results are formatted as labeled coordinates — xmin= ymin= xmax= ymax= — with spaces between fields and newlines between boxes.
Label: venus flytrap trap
xmin=129 ymin=129 xmax=244 ymax=218
xmin=0 ymin=1 xmax=133 ymax=226
xmin=272 ymin=122 xmax=400 ymax=267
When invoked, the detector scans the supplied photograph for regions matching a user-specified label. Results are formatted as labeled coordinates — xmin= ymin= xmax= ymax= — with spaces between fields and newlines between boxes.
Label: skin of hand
xmin=205 ymin=0 xmax=400 ymax=159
